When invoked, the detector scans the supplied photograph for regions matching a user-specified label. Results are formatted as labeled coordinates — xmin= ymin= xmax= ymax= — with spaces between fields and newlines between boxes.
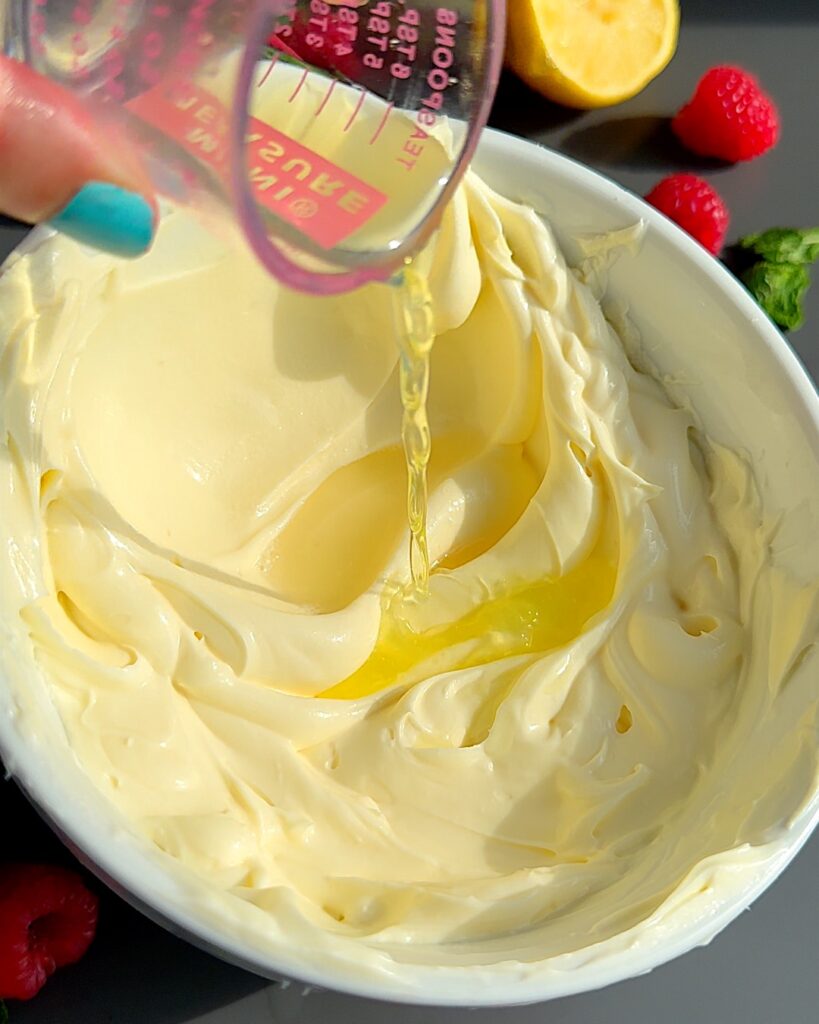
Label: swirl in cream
xmin=0 ymin=172 xmax=816 ymax=983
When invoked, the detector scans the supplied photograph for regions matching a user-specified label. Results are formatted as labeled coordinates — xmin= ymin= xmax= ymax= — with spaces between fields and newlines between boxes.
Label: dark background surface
xmin=2 ymin=1 xmax=818 ymax=1021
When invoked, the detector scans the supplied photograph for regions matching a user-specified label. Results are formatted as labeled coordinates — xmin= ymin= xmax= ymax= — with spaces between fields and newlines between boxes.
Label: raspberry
xmin=645 ymin=174 xmax=730 ymax=255
xmin=0 ymin=865 xmax=98 ymax=1001
xmin=672 ymin=65 xmax=780 ymax=162
xmin=268 ymin=13 xmax=363 ymax=81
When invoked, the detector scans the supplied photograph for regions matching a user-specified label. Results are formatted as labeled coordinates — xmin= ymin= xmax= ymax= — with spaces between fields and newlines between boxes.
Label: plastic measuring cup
xmin=1 ymin=0 xmax=505 ymax=293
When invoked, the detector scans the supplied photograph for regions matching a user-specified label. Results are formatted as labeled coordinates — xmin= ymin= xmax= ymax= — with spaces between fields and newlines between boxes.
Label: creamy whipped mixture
xmin=1 ymin=173 xmax=817 ymax=980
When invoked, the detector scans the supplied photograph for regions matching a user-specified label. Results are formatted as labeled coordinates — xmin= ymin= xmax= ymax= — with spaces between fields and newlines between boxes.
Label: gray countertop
xmin=3 ymin=2 xmax=818 ymax=1021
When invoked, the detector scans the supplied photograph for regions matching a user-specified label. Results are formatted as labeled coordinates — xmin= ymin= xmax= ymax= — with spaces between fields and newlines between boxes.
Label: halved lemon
xmin=505 ymin=0 xmax=680 ymax=109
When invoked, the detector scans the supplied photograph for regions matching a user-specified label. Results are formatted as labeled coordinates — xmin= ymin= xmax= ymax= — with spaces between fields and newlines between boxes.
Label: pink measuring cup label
xmin=127 ymin=77 xmax=388 ymax=249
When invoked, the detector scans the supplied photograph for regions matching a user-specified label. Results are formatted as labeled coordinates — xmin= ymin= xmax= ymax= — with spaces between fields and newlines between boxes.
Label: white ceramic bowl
xmin=1 ymin=129 xmax=818 ymax=1007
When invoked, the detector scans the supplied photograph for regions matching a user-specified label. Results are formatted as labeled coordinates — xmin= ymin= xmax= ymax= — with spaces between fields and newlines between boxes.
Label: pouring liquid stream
xmin=395 ymin=263 xmax=435 ymax=596
xmin=320 ymin=261 xmax=621 ymax=703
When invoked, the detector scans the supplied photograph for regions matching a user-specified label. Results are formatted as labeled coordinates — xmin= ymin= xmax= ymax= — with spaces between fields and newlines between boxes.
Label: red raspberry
xmin=672 ymin=65 xmax=780 ymax=162
xmin=268 ymin=12 xmax=363 ymax=81
xmin=645 ymin=174 xmax=730 ymax=255
xmin=0 ymin=865 xmax=98 ymax=1001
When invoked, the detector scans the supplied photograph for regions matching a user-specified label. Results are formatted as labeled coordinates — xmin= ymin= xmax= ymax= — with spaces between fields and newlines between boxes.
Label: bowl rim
xmin=1 ymin=125 xmax=818 ymax=1008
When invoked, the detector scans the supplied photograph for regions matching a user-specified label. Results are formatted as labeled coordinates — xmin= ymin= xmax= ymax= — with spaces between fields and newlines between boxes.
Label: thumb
xmin=0 ymin=57 xmax=157 ymax=257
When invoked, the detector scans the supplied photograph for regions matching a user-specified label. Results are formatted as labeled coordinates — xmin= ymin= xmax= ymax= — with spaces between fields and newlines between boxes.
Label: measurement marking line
xmin=257 ymin=53 xmax=279 ymax=88
xmin=343 ymin=87 xmax=367 ymax=131
xmin=368 ymin=102 xmax=394 ymax=144
xmin=288 ymin=68 xmax=309 ymax=103
xmin=314 ymin=78 xmax=337 ymax=116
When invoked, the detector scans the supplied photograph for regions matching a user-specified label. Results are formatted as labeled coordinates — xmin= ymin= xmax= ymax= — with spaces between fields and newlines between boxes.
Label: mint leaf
xmin=263 ymin=46 xmax=302 ymax=66
xmin=739 ymin=227 xmax=819 ymax=265
xmin=741 ymin=261 xmax=811 ymax=331
xmin=0 ymin=998 xmax=8 ymax=1024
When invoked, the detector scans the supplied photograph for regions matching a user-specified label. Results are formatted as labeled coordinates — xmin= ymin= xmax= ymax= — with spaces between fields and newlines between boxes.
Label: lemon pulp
xmin=505 ymin=0 xmax=680 ymax=109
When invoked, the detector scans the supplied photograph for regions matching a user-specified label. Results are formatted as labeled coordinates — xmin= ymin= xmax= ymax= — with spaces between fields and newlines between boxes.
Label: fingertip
xmin=0 ymin=57 xmax=158 ymax=238
xmin=49 ymin=182 xmax=156 ymax=258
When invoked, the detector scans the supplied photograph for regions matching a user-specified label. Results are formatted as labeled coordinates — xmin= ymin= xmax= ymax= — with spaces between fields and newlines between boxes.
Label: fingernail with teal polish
xmin=50 ymin=182 xmax=155 ymax=258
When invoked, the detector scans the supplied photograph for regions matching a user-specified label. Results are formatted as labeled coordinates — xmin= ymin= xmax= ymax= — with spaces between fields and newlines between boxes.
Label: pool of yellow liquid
xmin=319 ymin=512 xmax=618 ymax=702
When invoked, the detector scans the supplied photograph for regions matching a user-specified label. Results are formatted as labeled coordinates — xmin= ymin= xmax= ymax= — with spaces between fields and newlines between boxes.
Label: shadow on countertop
xmin=684 ymin=0 xmax=819 ymax=21
xmin=559 ymin=115 xmax=731 ymax=173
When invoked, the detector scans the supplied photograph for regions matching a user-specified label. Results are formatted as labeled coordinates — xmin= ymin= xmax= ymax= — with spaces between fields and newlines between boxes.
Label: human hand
xmin=0 ymin=56 xmax=157 ymax=257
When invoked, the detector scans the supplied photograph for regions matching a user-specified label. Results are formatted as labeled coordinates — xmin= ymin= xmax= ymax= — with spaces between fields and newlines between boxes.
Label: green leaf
xmin=0 ymin=998 xmax=8 ymax=1024
xmin=741 ymin=261 xmax=811 ymax=331
xmin=263 ymin=46 xmax=302 ymax=67
xmin=739 ymin=227 xmax=819 ymax=265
